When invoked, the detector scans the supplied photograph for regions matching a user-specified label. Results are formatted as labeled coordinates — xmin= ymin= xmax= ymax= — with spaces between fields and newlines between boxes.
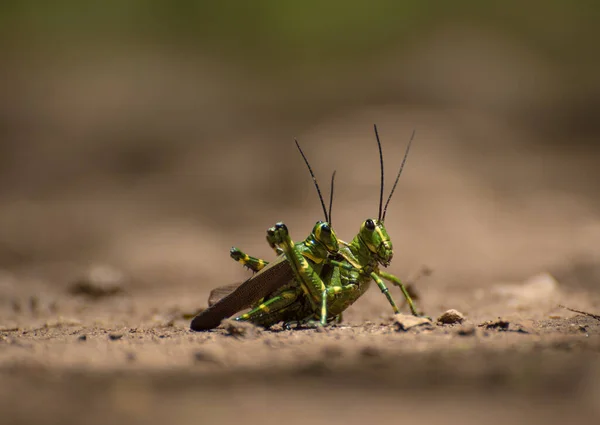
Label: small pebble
xmin=437 ymin=309 xmax=465 ymax=325
xmin=393 ymin=314 xmax=432 ymax=332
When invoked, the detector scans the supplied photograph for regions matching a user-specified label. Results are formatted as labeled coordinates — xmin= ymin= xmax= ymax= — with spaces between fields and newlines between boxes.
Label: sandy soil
xmin=1 ymin=106 xmax=600 ymax=425
xmin=1 ymin=303 xmax=600 ymax=425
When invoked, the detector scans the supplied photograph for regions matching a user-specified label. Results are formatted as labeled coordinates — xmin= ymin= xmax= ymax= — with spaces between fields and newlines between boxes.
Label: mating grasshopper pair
xmin=190 ymin=125 xmax=422 ymax=331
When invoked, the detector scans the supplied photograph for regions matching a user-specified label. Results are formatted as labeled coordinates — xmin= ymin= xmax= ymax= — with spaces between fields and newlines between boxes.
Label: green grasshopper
xmin=190 ymin=126 xmax=421 ymax=331
xmin=190 ymin=143 xmax=344 ymax=331
xmin=264 ymin=125 xmax=421 ymax=326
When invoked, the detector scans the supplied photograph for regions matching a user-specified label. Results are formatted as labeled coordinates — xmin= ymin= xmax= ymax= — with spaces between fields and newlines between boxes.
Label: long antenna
xmin=374 ymin=124 xmax=385 ymax=221
xmin=382 ymin=129 xmax=416 ymax=222
xmin=295 ymin=138 xmax=329 ymax=222
xmin=328 ymin=170 xmax=336 ymax=226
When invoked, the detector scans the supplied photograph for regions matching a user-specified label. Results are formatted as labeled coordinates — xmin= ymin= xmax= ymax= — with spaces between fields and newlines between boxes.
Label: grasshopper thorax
xmin=308 ymin=220 xmax=339 ymax=253
xmin=358 ymin=218 xmax=393 ymax=267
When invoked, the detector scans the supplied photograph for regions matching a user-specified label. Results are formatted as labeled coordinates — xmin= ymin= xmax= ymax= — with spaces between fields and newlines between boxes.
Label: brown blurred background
xmin=2 ymin=4 xmax=600 ymax=425
xmin=1 ymin=1 xmax=599 ymax=306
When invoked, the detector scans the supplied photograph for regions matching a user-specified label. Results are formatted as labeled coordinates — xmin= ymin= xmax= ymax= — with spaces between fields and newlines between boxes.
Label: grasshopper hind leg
xmin=230 ymin=247 xmax=269 ymax=273
xmin=234 ymin=288 xmax=302 ymax=327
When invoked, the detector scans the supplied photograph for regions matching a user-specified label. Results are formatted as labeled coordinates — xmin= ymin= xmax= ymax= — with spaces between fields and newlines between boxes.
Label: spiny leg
xmin=229 ymin=247 xmax=269 ymax=273
xmin=268 ymin=223 xmax=325 ymax=320
xmin=378 ymin=270 xmax=419 ymax=316
xmin=267 ymin=223 xmax=329 ymax=325
xmin=370 ymin=272 xmax=400 ymax=314
xmin=234 ymin=288 xmax=299 ymax=323
xmin=265 ymin=225 xmax=308 ymax=303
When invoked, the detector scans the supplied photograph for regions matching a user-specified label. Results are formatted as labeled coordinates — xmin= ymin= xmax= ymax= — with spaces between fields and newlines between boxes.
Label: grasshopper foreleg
xmin=378 ymin=271 xmax=420 ymax=316
xmin=370 ymin=272 xmax=400 ymax=314
xmin=267 ymin=223 xmax=330 ymax=326
xmin=229 ymin=247 xmax=269 ymax=272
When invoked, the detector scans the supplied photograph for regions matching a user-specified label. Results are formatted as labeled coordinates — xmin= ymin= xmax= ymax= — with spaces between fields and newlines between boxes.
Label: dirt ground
xmin=1 ymin=104 xmax=600 ymax=424
xmin=1 ymin=300 xmax=600 ymax=425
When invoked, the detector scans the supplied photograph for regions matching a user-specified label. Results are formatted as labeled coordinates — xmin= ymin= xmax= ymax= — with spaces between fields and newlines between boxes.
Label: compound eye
xmin=321 ymin=224 xmax=331 ymax=233
xmin=365 ymin=219 xmax=375 ymax=231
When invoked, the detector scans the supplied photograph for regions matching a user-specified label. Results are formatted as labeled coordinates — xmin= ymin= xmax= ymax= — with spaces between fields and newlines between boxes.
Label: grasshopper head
xmin=363 ymin=124 xmax=415 ymax=267
xmin=312 ymin=220 xmax=339 ymax=253
xmin=359 ymin=218 xmax=393 ymax=266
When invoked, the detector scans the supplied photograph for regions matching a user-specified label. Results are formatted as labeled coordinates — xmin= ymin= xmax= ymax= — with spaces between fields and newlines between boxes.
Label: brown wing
xmin=208 ymin=283 xmax=243 ymax=307
xmin=190 ymin=257 xmax=294 ymax=331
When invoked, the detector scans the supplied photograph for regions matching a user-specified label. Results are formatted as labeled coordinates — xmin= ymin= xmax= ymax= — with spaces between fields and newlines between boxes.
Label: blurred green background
xmin=2 ymin=1 xmax=599 ymax=69
xmin=3 ymin=1 xmax=599 ymax=110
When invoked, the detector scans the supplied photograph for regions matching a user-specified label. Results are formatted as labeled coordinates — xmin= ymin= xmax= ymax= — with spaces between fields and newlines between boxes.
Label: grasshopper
xmin=190 ymin=143 xmax=343 ymax=331
xmin=190 ymin=125 xmax=421 ymax=331
xmin=265 ymin=125 xmax=422 ymax=326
